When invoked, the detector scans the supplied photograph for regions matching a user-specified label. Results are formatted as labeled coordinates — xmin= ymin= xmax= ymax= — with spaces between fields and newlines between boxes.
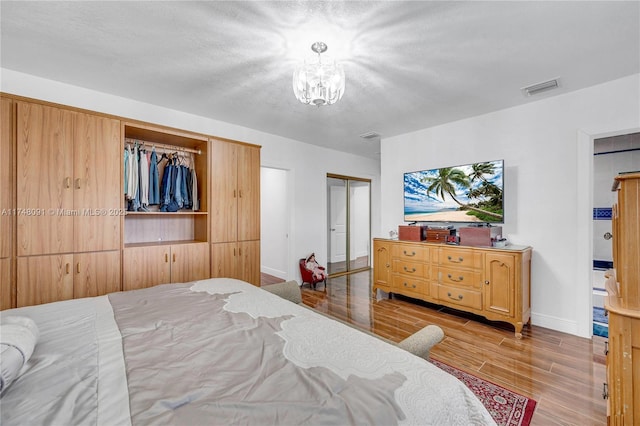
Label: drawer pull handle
xmin=604 ymin=341 xmax=609 ymax=356
xmin=65 ymin=177 xmax=71 ymax=188
xmin=447 ymin=292 xmax=463 ymax=300
xmin=403 ymin=266 xmax=416 ymax=273
xmin=447 ymin=274 xmax=464 ymax=282
xmin=403 ymin=282 xmax=417 ymax=289
xmin=602 ymin=383 xmax=608 ymax=399
xmin=403 ymin=250 xmax=416 ymax=256
xmin=447 ymin=256 xmax=464 ymax=263
xmin=65 ymin=263 xmax=70 ymax=274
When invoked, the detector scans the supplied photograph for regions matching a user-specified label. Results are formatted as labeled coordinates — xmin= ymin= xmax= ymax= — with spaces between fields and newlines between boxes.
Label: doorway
xmin=591 ymin=132 xmax=640 ymax=337
xmin=260 ymin=167 xmax=290 ymax=282
xmin=326 ymin=175 xmax=371 ymax=276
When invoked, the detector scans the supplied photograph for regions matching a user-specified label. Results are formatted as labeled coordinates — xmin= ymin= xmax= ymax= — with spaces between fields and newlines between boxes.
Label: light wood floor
xmin=262 ymin=270 xmax=608 ymax=426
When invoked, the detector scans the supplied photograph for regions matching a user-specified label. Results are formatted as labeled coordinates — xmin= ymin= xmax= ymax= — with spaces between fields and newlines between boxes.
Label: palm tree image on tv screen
xmin=403 ymin=160 xmax=504 ymax=223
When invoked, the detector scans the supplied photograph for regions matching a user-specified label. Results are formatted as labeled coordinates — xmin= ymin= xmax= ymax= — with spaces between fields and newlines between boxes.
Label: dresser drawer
xmin=438 ymin=285 xmax=482 ymax=310
xmin=392 ymin=244 xmax=429 ymax=262
xmin=392 ymin=275 xmax=429 ymax=296
xmin=392 ymin=259 xmax=427 ymax=278
xmin=438 ymin=247 xmax=481 ymax=269
xmin=438 ymin=267 xmax=481 ymax=289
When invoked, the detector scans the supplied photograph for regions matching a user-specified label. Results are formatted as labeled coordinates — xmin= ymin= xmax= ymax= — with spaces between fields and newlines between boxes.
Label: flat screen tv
xmin=403 ymin=160 xmax=504 ymax=224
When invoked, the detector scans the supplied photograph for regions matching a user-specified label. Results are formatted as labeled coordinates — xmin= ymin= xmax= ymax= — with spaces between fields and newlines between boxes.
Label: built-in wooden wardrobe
xmin=0 ymin=94 xmax=261 ymax=309
xmin=210 ymin=138 xmax=260 ymax=285
xmin=15 ymin=101 xmax=121 ymax=307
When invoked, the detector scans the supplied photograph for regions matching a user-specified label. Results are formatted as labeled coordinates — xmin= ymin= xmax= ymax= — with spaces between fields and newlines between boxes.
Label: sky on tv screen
xmin=404 ymin=160 xmax=503 ymax=218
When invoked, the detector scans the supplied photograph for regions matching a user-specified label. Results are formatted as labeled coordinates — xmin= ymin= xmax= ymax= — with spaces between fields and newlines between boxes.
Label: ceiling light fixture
xmin=293 ymin=41 xmax=345 ymax=106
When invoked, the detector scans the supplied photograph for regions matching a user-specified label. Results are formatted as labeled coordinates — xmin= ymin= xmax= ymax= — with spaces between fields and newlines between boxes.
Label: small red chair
xmin=299 ymin=258 xmax=327 ymax=291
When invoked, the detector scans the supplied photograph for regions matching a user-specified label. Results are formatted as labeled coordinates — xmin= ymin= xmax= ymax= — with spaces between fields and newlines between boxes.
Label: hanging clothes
xmin=149 ymin=148 xmax=160 ymax=205
xmin=138 ymin=147 xmax=149 ymax=210
xmin=124 ymin=146 xmax=130 ymax=198
xmin=191 ymin=167 xmax=199 ymax=211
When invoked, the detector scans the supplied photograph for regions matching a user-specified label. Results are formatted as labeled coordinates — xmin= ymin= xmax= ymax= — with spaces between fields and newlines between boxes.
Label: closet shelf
xmin=124 ymin=239 xmax=208 ymax=249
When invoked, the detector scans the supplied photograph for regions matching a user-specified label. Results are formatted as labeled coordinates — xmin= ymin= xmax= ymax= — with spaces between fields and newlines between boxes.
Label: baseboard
xmin=531 ymin=312 xmax=581 ymax=337
xmin=260 ymin=266 xmax=287 ymax=280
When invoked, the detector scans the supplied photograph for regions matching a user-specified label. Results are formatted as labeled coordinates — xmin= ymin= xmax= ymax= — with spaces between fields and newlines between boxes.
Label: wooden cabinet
xmin=372 ymin=239 xmax=392 ymax=293
xmin=605 ymin=172 xmax=640 ymax=425
xmin=13 ymin=101 xmax=121 ymax=307
xmin=122 ymin=124 xmax=210 ymax=290
xmin=373 ymin=238 xmax=532 ymax=338
xmin=211 ymin=240 xmax=260 ymax=285
xmin=210 ymin=138 xmax=260 ymax=285
xmin=123 ymin=242 xmax=210 ymax=291
xmin=1 ymin=97 xmax=14 ymax=309
xmin=16 ymin=251 xmax=120 ymax=307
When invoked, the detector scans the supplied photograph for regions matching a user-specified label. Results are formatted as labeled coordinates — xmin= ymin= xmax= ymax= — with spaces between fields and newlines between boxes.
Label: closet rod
xmin=124 ymin=138 xmax=202 ymax=155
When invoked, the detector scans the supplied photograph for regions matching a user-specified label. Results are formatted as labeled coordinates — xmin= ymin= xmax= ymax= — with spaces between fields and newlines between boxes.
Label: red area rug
xmin=431 ymin=359 xmax=536 ymax=426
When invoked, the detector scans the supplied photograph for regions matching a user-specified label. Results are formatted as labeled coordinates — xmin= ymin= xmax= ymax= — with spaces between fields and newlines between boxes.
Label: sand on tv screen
xmin=403 ymin=160 xmax=504 ymax=224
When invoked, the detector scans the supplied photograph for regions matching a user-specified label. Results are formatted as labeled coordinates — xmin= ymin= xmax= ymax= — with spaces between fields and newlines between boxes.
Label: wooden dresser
xmin=373 ymin=238 xmax=532 ymax=338
xmin=605 ymin=172 xmax=640 ymax=425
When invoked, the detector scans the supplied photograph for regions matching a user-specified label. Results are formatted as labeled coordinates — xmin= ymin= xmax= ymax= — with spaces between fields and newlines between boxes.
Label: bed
xmin=0 ymin=278 xmax=495 ymax=425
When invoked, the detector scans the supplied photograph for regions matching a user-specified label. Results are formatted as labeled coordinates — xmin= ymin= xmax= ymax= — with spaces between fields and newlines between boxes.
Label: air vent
xmin=521 ymin=78 xmax=560 ymax=96
xmin=359 ymin=131 xmax=380 ymax=140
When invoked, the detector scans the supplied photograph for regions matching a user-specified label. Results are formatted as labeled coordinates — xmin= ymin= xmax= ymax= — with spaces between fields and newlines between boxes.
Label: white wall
xmin=1 ymin=68 xmax=381 ymax=284
xmin=381 ymin=74 xmax=640 ymax=337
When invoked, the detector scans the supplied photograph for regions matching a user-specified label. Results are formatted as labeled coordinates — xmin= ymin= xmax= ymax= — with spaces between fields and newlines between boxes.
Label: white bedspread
xmin=0 ymin=278 xmax=495 ymax=426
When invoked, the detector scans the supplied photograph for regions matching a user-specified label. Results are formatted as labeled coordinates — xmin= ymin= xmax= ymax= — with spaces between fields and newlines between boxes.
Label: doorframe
xmin=577 ymin=126 xmax=640 ymax=337
xmin=326 ymin=173 xmax=372 ymax=278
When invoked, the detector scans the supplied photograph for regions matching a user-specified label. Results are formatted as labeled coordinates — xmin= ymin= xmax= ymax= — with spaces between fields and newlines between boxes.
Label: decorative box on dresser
xmin=605 ymin=172 xmax=640 ymax=425
xmin=373 ymin=238 xmax=532 ymax=338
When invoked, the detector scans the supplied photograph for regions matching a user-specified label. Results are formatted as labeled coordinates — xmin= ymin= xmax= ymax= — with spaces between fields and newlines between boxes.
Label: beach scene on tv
xmin=404 ymin=160 xmax=504 ymax=223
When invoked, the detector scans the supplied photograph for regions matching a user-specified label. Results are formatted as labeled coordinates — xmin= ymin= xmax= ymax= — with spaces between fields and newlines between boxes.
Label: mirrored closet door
xmin=326 ymin=175 xmax=371 ymax=276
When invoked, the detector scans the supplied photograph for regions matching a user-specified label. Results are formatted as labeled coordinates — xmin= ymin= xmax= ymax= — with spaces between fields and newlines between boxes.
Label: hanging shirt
xmin=149 ymin=149 xmax=160 ymax=205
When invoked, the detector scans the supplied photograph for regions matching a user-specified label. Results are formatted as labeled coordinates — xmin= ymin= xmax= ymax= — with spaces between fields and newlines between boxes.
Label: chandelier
xmin=292 ymin=41 xmax=345 ymax=106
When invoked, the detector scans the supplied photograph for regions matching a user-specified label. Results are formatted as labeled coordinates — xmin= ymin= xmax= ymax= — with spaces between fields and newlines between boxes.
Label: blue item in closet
xmin=149 ymin=149 xmax=159 ymax=205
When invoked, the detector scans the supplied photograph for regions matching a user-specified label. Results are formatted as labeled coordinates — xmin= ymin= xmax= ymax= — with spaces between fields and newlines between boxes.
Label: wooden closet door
xmin=237 ymin=144 xmax=260 ymax=242
xmin=73 ymin=251 xmax=121 ymax=298
xmin=1 ymin=98 xmax=13 ymax=260
xmin=17 ymin=254 xmax=74 ymax=307
xmin=123 ymin=245 xmax=170 ymax=291
xmin=16 ymin=102 xmax=74 ymax=256
xmin=1 ymin=98 xmax=14 ymax=310
xmin=73 ymin=113 xmax=121 ymax=252
xmin=210 ymin=140 xmax=237 ymax=243
xmin=237 ymin=240 xmax=260 ymax=286
xmin=170 ymin=242 xmax=210 ymax=283
xmin=210 ymin=242 xmax=237 ymax=279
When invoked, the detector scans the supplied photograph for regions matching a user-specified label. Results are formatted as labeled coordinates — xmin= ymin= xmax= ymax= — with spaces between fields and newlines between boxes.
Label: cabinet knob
xmin=485 ymin=280 xmax=490 ymax=285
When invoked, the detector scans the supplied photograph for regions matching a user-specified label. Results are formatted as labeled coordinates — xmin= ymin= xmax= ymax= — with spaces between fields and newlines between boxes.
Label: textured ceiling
xmin=1 ymin=1 xmax=639 ymax=159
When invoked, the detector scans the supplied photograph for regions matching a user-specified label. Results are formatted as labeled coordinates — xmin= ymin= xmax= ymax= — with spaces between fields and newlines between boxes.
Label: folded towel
xmin=0 ymin=316 xmax=40 ymax=394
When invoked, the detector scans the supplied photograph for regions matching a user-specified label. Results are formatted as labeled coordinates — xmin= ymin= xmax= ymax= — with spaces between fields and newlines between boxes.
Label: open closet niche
xmin=122 ymin=123 xmax=210 ymax=290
